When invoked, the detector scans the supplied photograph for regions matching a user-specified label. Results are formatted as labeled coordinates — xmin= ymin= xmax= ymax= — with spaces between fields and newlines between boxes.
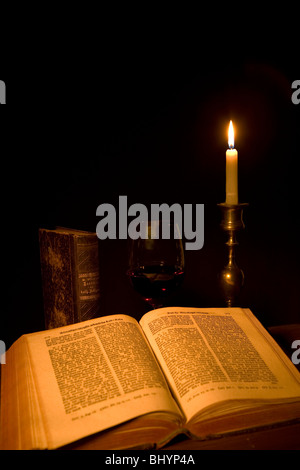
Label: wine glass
xmin=127 ymin=220 xmax=185 ymax=309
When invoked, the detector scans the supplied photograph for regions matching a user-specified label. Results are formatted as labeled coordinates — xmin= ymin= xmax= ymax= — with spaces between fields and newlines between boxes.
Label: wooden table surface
xmin=165 ymin=420 xmax=300 ymax=450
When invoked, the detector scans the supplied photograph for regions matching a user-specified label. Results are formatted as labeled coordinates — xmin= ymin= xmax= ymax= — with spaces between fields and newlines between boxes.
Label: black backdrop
xmin=1 ymin=21 xmax=300 ymax=348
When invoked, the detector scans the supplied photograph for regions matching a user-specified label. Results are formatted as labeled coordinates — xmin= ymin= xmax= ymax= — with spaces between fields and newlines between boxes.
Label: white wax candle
xmin=226 ymin=120 xmax=238 ymax=204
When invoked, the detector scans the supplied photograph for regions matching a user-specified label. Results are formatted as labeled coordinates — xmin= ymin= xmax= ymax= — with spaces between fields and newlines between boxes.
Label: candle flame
xmin=228 ymin=120 xmax=234 ymax=149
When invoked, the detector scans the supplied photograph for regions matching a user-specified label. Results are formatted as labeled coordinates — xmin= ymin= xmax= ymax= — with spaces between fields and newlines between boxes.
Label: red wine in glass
xmin=127 ymin=220 xmax=185 ymax=309
xmin=127 ymin=264 xmax=184 ymax=308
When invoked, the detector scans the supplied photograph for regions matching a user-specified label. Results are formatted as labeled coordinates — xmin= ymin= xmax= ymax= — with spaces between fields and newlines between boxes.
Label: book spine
xmin=74 ymin=236 xmax=101 ymax=323
xmin=39 ymin=229 xmax=101 ymax=329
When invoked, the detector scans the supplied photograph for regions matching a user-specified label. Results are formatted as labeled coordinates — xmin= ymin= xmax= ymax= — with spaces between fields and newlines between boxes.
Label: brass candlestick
xmin=218 ymin=203 xmax=248 ymax=307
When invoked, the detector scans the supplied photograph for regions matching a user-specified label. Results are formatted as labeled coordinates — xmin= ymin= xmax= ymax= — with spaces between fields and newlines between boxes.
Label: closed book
xmin=39 ymin=227 xmax=101 ymax=329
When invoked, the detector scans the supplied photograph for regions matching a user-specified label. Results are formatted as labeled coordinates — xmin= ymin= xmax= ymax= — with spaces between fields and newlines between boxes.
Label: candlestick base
xmin=218 ymin=203 xmax=248 ymax=307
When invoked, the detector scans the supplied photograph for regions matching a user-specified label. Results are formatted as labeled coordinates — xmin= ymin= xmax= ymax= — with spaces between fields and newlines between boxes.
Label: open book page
xmin=26 ymin=314 xmax=182 ymax=449
xmin=0 ymin=336 xmax=48 ymax=450
xmin=140 ymin=307 xmax=300 ymax=424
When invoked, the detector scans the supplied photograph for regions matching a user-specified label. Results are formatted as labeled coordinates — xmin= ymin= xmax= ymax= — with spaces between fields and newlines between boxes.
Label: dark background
xmin=1 ymin=19 xmax=300 ymax=348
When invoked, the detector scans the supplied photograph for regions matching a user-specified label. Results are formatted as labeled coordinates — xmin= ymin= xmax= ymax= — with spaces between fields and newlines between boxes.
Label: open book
xmin=1 ymin=307 xmax=300 ymax=450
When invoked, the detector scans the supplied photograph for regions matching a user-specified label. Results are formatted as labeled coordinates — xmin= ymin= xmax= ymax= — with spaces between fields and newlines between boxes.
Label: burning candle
xmin=226 ymin=120 xmax=238 ymax=204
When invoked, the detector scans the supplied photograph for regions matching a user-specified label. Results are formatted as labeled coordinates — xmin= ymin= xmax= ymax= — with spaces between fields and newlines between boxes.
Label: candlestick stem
xmin=218 ymin=203 xmax=248 ymax=307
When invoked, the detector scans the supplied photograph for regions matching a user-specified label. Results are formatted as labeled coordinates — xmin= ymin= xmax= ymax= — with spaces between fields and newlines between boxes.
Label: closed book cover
xmin=39 ymin=227 xmax=101 ymax=329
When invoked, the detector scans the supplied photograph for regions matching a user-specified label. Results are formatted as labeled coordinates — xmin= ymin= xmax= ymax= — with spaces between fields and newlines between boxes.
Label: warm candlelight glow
xmin=228 ymin=120 xmax=234 ymax=149
xmin=225 ymin=120 xmax=238 ymax=204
